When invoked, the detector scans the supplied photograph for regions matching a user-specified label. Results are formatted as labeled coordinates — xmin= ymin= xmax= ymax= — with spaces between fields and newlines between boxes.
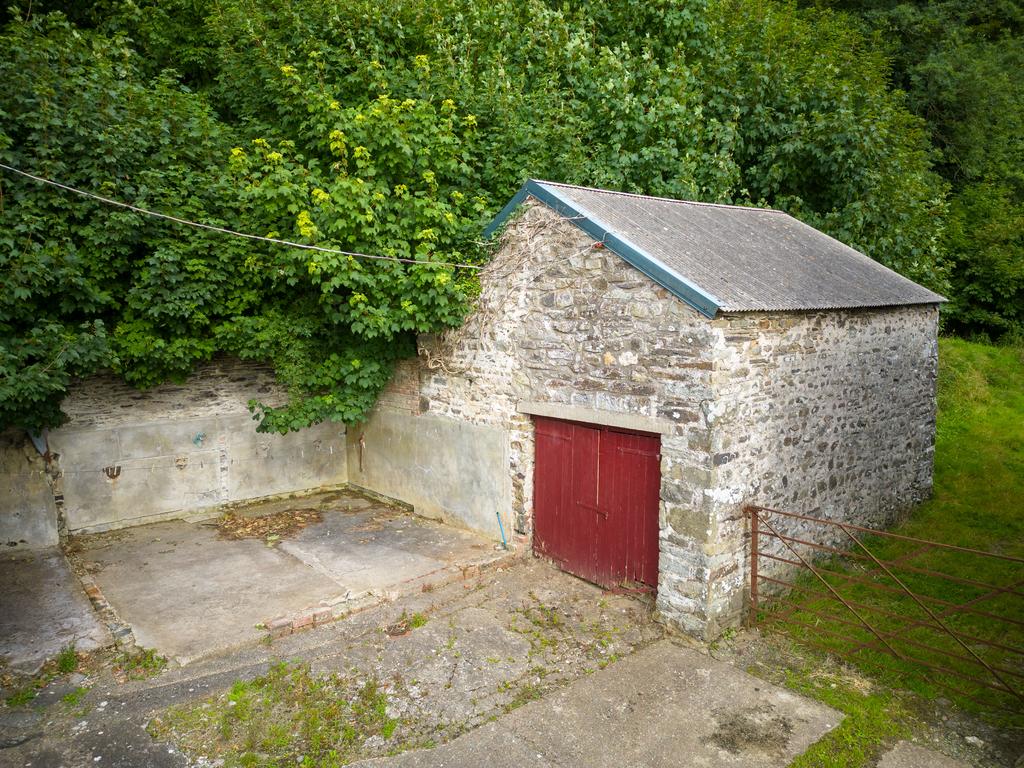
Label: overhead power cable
xmin=0 ymin=162 xmax=482 ymax=270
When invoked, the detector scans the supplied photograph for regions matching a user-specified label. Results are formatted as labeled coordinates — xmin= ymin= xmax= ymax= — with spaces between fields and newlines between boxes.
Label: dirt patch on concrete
xmin=706 ymin=703 xmax=794 ymax=757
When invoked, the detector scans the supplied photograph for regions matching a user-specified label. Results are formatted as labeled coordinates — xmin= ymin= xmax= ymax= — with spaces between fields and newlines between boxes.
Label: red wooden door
xmin=533 ymin=417 xmax=660 ymax=589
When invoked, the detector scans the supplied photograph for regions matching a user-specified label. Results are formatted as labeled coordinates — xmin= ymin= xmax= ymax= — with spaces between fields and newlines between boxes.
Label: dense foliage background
xmin=805 ymin=0 xmax=1024 ymax=347
xmin=1 ymin=0 xmax=1018 ymax=432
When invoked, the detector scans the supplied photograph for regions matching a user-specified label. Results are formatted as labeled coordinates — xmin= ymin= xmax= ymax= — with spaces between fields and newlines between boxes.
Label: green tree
xmin=0 ymin=12 xmax=482 ymax=432
xmin=804 ymin=0 xmax=1024 ymax=337
xmin=1 ymin=0 xmax=955 ymax=433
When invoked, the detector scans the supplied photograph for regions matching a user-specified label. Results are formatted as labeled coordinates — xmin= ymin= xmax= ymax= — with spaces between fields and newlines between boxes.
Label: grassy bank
xmin=766 ymin=337 xmax=1023 ymax=724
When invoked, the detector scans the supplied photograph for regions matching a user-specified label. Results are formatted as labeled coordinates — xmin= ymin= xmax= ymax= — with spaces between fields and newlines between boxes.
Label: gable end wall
xmin=701 ymin=305 xmax=940 ymax=634
xmin=348 ymin=203 xmax=723 ymax=632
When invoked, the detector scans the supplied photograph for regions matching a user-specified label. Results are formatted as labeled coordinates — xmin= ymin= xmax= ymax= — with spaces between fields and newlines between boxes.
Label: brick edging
xmin=62 ymin=544 xmax=137 ymax=652
xmin=262 ymin=551 xmax=514 ymax=640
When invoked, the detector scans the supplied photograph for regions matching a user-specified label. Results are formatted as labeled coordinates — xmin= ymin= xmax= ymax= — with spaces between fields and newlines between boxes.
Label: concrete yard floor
xmin=0 ymin=558 xmax=1007 ymax=767
xmin=349 ymin=639 xmax=841 ymax=768
xmin=0 ymin=548 xmax=111 ymax=674
xmin=2 ymin=558 xmax=843 ymax=768
xmin=69 ymin=489 xmax=504 ymax=663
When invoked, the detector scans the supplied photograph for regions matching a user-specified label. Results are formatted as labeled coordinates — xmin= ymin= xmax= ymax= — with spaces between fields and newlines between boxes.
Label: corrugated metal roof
xmin=484 ymin=180 xmax=946 ymax=316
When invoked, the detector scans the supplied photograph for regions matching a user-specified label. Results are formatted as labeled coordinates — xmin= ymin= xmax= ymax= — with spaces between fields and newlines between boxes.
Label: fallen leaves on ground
xmin=216 ymin=508 xmax=322 ymax=544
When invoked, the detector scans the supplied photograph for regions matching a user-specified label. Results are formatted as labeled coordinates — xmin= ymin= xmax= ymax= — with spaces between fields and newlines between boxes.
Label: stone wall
xmin=6 ymin=358 xmax=348 ymax=536
xmin=419 ymin=202 xmax=718 ymax=538
xmin=351 ymin=203 xmax=724 ymax=631
xmin=702 ymin=306 xmax=940 ymax=632
xmin=351 ymin=201 xmax=940 ymax=639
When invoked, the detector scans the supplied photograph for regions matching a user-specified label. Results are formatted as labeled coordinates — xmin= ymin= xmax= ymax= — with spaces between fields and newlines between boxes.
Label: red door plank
xmin=570 ymin=423 xmax=602 ymax=583
xmin=533 ymin=417 xmax=661 ymax=590
xmin=534 ymin=418 xmax=573 ymax=566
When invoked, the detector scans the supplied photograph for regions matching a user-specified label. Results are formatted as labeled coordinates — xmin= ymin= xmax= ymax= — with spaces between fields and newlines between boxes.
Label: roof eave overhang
xmin=483 ymin=179 xmax=722 ymax=319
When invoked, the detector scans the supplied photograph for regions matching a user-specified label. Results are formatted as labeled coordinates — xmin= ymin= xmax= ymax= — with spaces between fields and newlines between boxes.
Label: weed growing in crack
xmin=115 ymin=647 xmax=167 ymax=681
xmin=3 ymin=645 xmax=88 ymax=708
xmin=5 ymin=685 xmax=37 ymax=707
xmin=56 ymin=644 xmax=78 ymax=675
xmin=505 ymin=682 xmax=543 ymax=712
xmin=61 ymin=686 xmax=89 ymax=707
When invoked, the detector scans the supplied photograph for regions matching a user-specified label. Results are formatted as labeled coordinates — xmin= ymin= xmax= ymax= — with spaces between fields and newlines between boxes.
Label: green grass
xmin=115 ymin=647 xmax=168 ymax=681
xmin=784 ymin=665 xmax=914 ymax=768
xmin=766 ymin=338 xmax=1024 ymax=724
xmin=62 ymin=686 xmax=90 ymax=707
xmin=5 ymin=685 xmax=38 ymax=707
xmin=56 ymin=644 xmax=79 ymax=675
xmin=150 ymin=662 xmax=404 ymax=767
xmin=4 ymin=644 xmax=81 ymax=708
xmin=504 ymin=681 xmax=544 ymax=712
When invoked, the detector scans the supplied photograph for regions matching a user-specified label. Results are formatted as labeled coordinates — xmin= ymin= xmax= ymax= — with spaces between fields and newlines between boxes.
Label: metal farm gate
xmin=533 ymin=417 xmax=660 ymax=591
xmin=746 ymin=505 xmax=1024 ymax=715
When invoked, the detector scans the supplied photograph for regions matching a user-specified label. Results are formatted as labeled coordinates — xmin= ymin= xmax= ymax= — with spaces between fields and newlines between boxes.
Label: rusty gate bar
xmin=749 ymin=504 xmax=759 ymax=627
xmin=748 ymin=505 xmax=1023 ymax=561
xmin=775 ymin=601 xmax=1024 ymax=684
xmin=756 ymin=538 xmax=1024 ymax=627
xmin=760 ymin=538 xmax=1024 ymax=598
xmin=757 ymin=574 xmax=1024 ymax=656
xmin=837 ymin=524 xmax=1021 ymax=698
xmin=750 ymin=509 xmax=908 ymax=662
xmin=745 ymin=504 xmax=1024 ymax=713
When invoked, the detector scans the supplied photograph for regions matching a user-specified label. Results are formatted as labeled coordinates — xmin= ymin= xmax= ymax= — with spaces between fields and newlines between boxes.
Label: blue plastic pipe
xmin=496 ymin=511 xmax=509 ymax=550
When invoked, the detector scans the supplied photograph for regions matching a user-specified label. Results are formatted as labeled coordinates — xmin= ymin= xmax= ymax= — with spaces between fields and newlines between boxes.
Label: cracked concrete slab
xmin=350 ymin=639 xmax=843 ymax=768
xmin=71 ymin=489 xmax=504 ymax=664
xmin=74 ymin=517 xmax=341 ymax=664
xmin=2 ymin=560 xmax=856 ymax=768
xmin=0 ymin=548 xmax=111 ymax=673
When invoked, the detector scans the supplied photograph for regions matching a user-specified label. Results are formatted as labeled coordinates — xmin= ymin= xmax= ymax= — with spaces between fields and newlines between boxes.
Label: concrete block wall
xmin=51 ymin=414 xmax=347 ymax=533
xmin=1 ymin=358 xmax=347 ymax=540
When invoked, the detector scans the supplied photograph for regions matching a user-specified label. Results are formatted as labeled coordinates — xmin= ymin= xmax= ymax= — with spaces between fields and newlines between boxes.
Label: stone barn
xmin=348 ymin=180 xmax=945 ymax=639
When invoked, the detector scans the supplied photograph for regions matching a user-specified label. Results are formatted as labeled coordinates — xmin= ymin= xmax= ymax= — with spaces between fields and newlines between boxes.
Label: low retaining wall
xmin=52 ymin=413 xmax=347 ymax=533
xmin=0 ymin=359 xmax=348 ymax=543
xmin=344 ymin=361 xmax=511 ymax=541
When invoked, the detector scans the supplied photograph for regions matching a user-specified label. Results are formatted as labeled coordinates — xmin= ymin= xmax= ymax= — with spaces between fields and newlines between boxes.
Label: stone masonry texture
xmin=398 ymin=201 xmax=939 ymax=639
xmin=702 ymin=305 xmax=939 ymax=635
